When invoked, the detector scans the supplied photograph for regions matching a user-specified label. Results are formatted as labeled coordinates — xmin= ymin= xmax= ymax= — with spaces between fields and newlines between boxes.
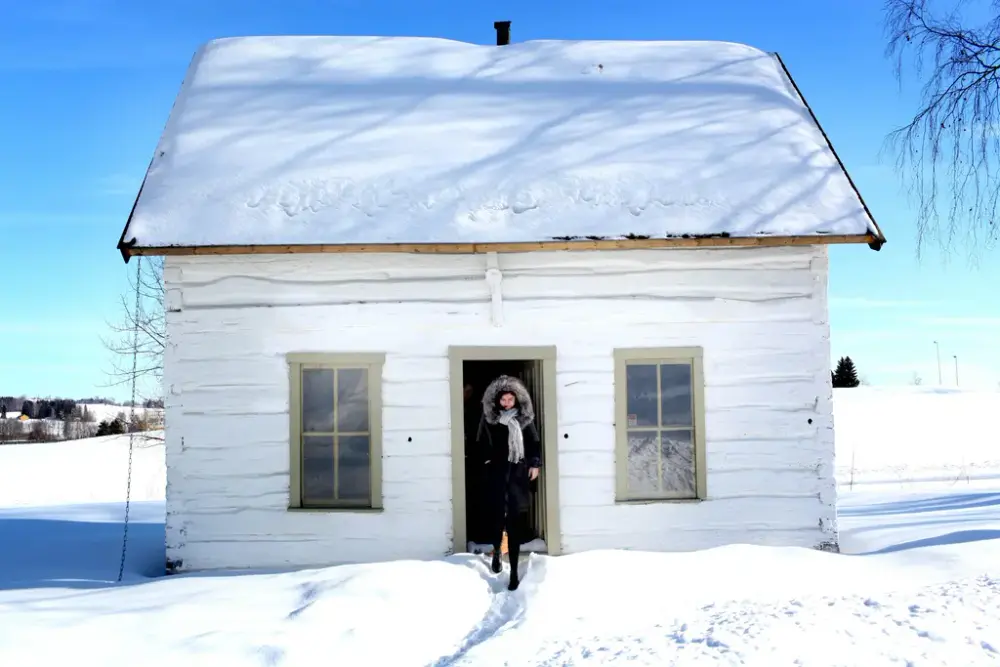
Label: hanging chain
xmin=118 ymin=255 xmax=143 ymax=583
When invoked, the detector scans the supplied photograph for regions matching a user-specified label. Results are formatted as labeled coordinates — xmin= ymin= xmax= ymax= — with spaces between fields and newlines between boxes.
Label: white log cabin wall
xmin=162 ymin=245 xmax=836 ymax=572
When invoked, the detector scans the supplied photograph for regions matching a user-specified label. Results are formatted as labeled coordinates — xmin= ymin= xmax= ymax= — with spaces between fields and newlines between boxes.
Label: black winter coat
xmin=475 ymin=375 xmax=542 ymax=513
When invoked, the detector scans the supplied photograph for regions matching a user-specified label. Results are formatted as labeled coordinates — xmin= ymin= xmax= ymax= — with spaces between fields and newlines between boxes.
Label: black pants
xmin=491 ymin=487 xmax=524 ymax=573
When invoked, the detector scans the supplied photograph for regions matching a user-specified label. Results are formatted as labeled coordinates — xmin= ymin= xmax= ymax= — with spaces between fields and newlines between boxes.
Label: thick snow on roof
xmin=123 ymin=36 xmax=879 ymax=248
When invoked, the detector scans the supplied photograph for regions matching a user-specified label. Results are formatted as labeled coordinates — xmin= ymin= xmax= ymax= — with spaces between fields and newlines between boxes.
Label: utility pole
xmin=954 ymin=355 xmax=959 ymax=387
xmin=933 ymin=340 xmax=942 ymax=385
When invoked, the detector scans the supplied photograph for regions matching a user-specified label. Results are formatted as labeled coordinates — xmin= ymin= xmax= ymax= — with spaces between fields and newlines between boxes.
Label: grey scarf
xmin=496 ymin=408 xmax=525 ymax=464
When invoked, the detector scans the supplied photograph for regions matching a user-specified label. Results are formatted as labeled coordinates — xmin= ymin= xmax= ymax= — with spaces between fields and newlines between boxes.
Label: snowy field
xmin=0 ymin=388 xmax=998 ymax=665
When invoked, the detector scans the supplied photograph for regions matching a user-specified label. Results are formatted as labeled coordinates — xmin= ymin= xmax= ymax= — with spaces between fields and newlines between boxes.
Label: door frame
xmin=448 ymin=345 xmax=562 ymax=556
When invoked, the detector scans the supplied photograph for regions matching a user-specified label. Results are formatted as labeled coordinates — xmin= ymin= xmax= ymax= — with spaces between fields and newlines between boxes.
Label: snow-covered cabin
xmin=116 ymin=29 xmax=885 ymax=573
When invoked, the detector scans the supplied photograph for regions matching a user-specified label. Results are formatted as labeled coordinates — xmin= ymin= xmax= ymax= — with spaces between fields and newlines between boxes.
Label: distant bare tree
xmin=0 ymin=418 xmax=21 ymax=444
xmin=883 ymin=0 xmax=1000 ymax=255
xmin=102 ymin=256 xmax=165 ymax=442
xmin=27 ymin=420 xmax=50 ymax=443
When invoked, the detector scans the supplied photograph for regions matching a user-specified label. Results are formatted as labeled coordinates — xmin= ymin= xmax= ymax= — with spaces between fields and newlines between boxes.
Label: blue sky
xmin=1 ymin=0 xmax=997 ymax=400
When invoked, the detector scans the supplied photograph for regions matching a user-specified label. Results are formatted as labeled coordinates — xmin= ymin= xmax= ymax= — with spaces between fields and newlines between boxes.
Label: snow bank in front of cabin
xmin=456 ymin=546 xmax=1000 ymax=666
xmin=0 ymin=543 xmax=998 ymax=666
xmin=0 ymin=558 xmax=494 ymax=667
xmin=123 ymin=36 xmax=876 ymax=247
xmin=834 ymin=386 xmax=1000 ymax=486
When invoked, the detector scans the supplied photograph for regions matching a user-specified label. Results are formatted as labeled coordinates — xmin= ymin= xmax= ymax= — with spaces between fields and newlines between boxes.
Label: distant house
xmin=17 ymin=414 xmax=29 ymax=422
xmin=116 ymin=28 xmax=885 ymax=573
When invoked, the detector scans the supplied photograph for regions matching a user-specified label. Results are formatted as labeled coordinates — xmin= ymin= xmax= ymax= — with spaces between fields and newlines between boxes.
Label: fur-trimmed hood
xmin=481 ymin=375 xmax=535 ymax=427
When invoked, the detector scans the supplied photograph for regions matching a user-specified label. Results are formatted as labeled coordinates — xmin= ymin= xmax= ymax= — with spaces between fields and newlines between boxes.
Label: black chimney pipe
xmin=494 ymin=21 xmax=511 ymax=46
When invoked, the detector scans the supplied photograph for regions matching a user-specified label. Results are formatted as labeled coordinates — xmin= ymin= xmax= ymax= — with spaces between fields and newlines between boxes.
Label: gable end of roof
xmin=770 ymin=52 xmax=885 ymax=252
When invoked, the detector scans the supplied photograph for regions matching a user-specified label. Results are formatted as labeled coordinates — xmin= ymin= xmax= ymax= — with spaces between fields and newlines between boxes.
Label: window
xmin=288 ymin=353 xmax=384 ymax=510
xmin=613 ymin=347 xmax=706 ymax=501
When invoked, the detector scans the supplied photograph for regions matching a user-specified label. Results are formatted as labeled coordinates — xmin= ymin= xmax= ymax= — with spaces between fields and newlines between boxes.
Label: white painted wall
xmin=163 ymin=245 xmax=836 ymax=572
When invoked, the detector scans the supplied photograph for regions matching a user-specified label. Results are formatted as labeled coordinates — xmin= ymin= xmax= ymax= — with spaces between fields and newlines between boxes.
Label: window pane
xmin=338 ymin=435 xmax=371 ymax=501
xmin=337 ymin=368 xmax=370 ymax=433
xmin=302 ymin=435 xmax=335 ymax=501
xmin=661 ymin=430 xmax=696 ymax=497
xmin=660 ymin=364 xmax=693 ymax=427
xmin=302 ymin=369 xmax=334 ymax=432
xmin=626 ymin=430 xmax=660 ymax=496
xmin=625 ymin=364 xmax=658 ymax=428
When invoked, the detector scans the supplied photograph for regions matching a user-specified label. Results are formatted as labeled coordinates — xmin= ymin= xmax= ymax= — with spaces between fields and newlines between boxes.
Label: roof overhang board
xmin=120 ymin=232 xmax=880 ymax=260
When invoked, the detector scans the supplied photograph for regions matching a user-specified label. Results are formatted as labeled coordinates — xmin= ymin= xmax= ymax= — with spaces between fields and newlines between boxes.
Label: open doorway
xmin=449 ymin=346 xmax=561 ymax=557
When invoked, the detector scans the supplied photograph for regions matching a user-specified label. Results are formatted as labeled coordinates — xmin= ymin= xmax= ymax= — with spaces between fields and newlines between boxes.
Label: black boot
xmin=491 ymin=548 xmax=502 ymax=574
xmin=507 ymin=540 xmax=520 ymax=590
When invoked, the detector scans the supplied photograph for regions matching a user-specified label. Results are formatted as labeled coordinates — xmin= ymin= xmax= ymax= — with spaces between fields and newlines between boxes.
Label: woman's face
xmin=499 ymin=392 xmax=516 ymax=410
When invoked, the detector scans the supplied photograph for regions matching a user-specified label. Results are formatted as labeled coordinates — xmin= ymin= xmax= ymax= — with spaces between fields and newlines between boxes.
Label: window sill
xmin=614 ymin=497 xmax=705 ymax=505
xmin=287 ymin=506 xmax=385 ymax=513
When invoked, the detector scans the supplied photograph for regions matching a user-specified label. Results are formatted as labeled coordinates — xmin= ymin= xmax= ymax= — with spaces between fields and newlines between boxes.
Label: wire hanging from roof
xmin=118 ymin=255 xmax=142 ymax=583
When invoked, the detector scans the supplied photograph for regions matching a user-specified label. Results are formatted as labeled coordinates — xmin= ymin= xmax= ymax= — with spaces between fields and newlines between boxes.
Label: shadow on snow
xmin=0 ymin=514 xmax=166 ymax=591
xmin=840 ymin=492 xmax=1000 ymax=517
xmin=864 ymin=530 xmax=1000 ymax=554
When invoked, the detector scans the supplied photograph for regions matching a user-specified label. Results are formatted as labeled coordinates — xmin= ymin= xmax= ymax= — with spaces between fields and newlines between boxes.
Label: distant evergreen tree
xmin=20 ymin=400 xmax=34 ymax=419
xmin=96 ymin=414 xmax=127 ymax=437
xmin=51 ymin=399 xmax=76 ymax=419
xmin=833 ymin=356 xmax=861 ymax=388
xmin=35 ymin=400 xmax=53 ymax=420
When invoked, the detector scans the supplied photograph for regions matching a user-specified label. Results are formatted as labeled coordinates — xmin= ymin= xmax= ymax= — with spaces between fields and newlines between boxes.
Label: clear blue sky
xmin=1 ymin=0 xmax=997 ymax=400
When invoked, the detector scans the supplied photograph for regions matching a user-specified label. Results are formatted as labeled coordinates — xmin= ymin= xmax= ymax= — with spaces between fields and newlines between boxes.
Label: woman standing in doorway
xmin=476 ymin=374 xmax=541 ymax=591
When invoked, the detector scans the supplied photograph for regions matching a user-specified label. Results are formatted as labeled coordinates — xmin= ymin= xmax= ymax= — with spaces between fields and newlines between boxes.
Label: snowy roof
xmin=118 ymin=35 xmax=884 ymax=253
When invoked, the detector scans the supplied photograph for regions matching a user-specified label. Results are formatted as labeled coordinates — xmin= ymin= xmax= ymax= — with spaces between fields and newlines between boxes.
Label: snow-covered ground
xmin=0 ymin=389 xmax=998 ymax=665
xmin=834 ymin=386 xmax=1000 ymax=485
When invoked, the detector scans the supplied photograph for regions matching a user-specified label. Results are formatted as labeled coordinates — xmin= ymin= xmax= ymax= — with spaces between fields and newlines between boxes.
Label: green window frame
xmin=613 ymin=347 xmax=707 ymax=502
xmin=287 ymin=353 xmax=385 ymax=510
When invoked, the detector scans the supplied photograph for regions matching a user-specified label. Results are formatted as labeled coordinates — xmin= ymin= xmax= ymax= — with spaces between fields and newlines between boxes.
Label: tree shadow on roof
xmin=132 ymin=42 xmax=841 ymax=245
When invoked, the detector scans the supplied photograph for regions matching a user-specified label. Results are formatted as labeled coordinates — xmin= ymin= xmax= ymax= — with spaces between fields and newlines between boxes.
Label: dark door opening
xmin=462 ymin=359 xmax=548 ymax=554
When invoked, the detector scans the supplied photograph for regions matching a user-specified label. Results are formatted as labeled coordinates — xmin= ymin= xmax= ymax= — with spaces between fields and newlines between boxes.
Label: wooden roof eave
xmin=116 ymin=167 xmax=148 ymax=264
xmin=119 ymin=232 xmax=882 ymax=259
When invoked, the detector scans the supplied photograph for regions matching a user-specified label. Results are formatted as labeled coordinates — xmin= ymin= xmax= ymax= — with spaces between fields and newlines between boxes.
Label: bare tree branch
xmin=883 ymin=0 xmax=1000 ymax=257
xmin=101 ymin=255 xmax=165 ymax=406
